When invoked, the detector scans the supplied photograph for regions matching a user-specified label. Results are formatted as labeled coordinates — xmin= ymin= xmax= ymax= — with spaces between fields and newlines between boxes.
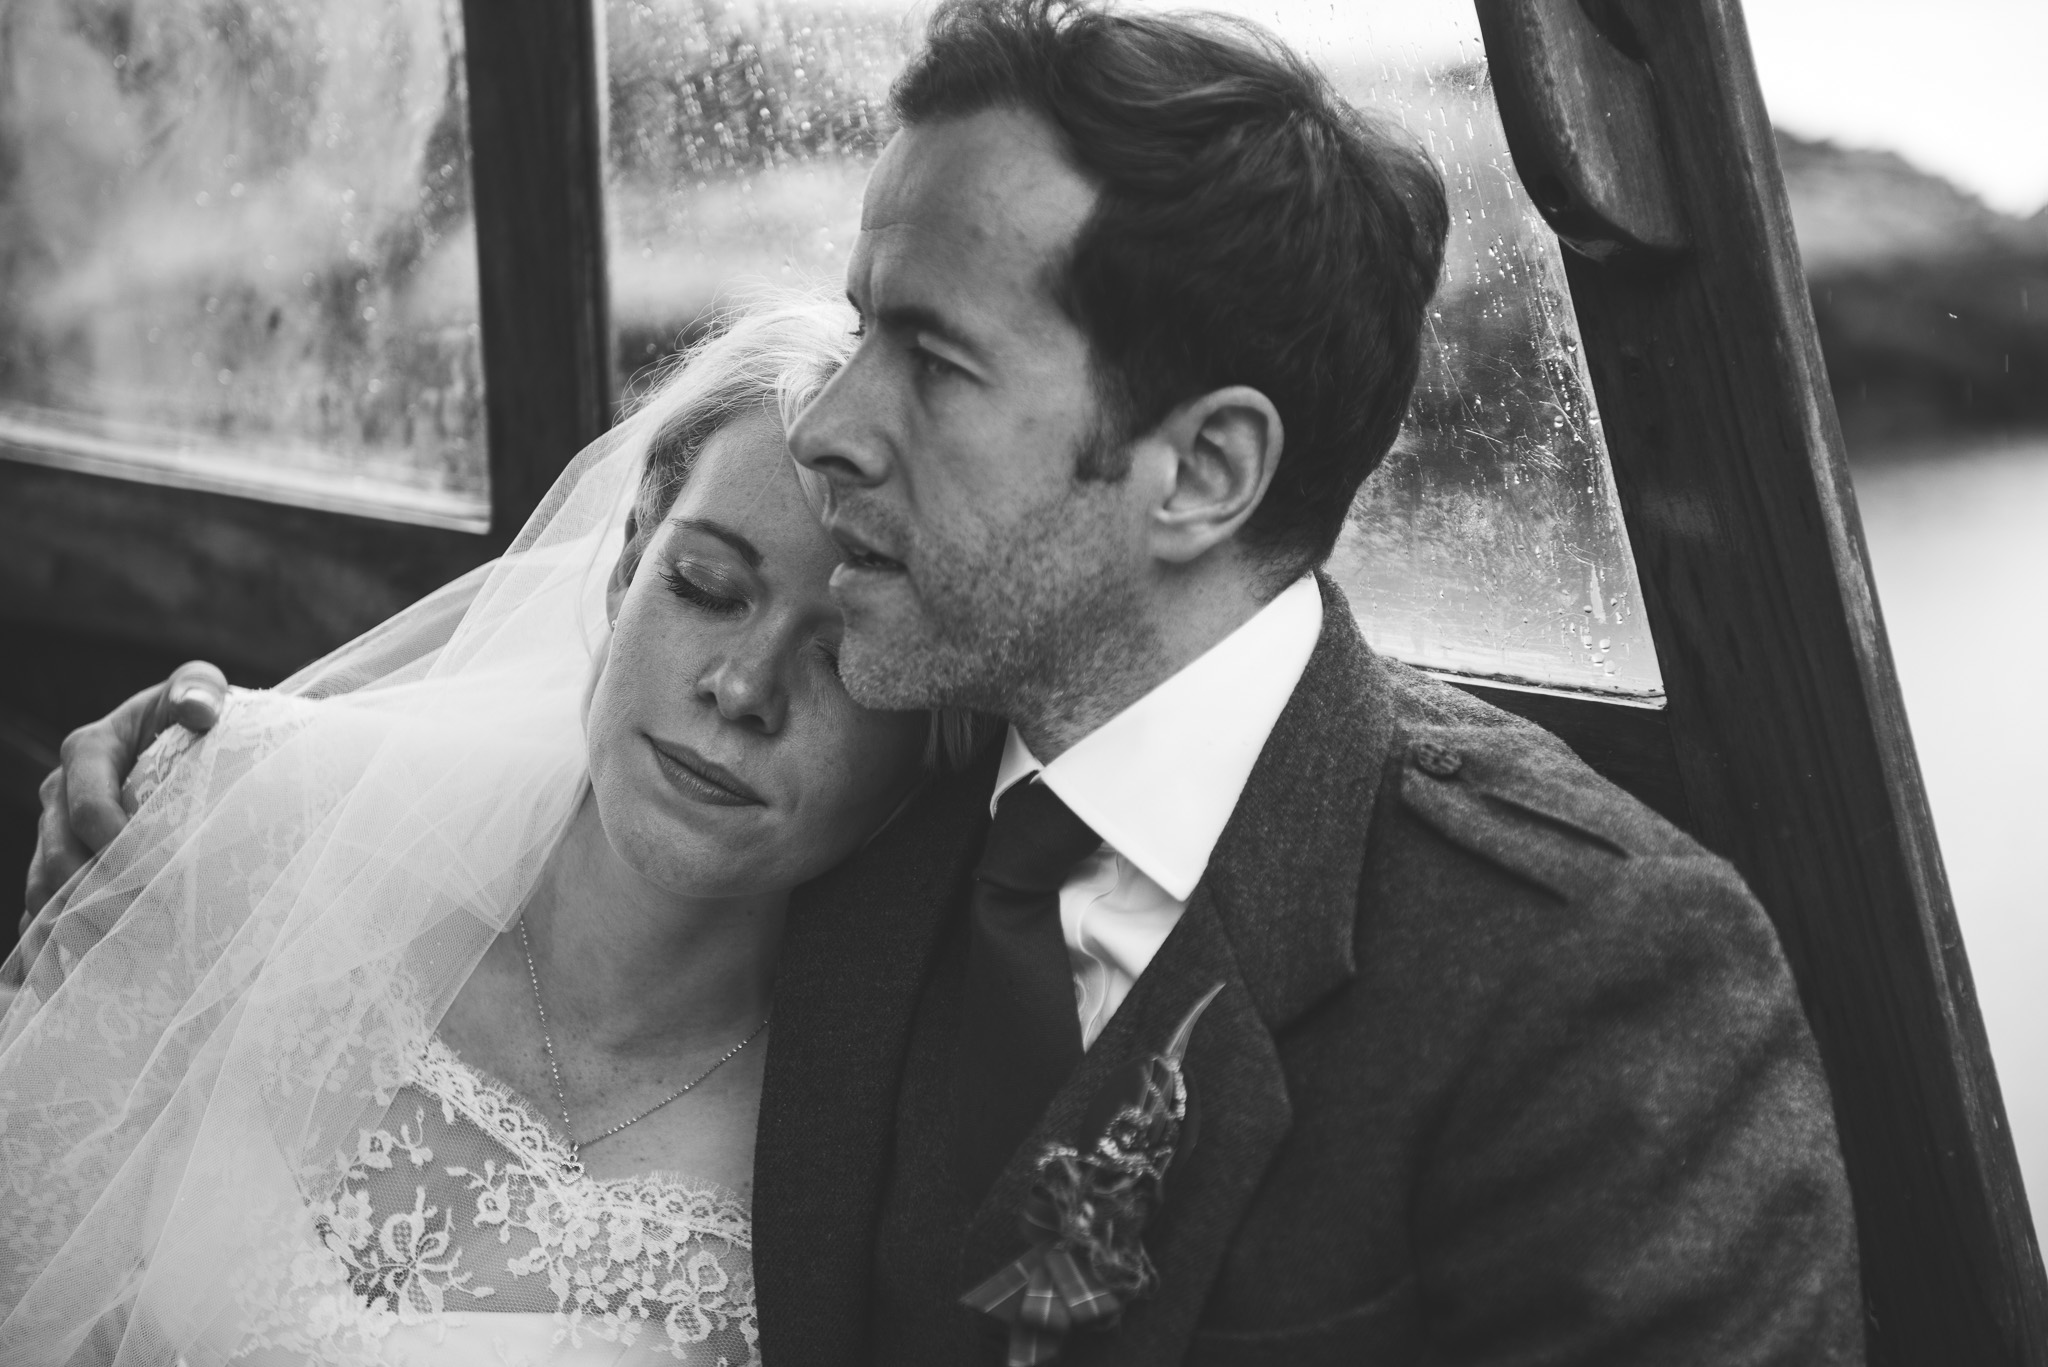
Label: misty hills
xmin=1778 ymin=132 xmax=2048 ymax=450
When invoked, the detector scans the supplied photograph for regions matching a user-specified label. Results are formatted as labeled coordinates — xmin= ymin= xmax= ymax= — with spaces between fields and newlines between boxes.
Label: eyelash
xmin=661 ymin=563 xmax=845 ymax=683
xmin=911 ymin=345 xmax=958 ymax=380
xmin=661 ymin=564 xmax=743 ymax=616
xmin=848 ymin=318 xmax=957 ymax=380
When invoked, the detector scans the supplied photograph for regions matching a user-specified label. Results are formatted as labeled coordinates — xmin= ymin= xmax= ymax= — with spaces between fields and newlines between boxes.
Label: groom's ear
xmin=1141 ymin=386 xmax=1284 ymax=566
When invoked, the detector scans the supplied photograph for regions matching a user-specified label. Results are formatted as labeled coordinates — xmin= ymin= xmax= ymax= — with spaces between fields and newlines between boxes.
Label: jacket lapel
xmin=1196 ymin=579 xmax=1402 ymax=1032
xmin=754 ymin=745 xmax=999 ymax=1367
xmin=962 ymin=578 xmax=1402 ymax=1365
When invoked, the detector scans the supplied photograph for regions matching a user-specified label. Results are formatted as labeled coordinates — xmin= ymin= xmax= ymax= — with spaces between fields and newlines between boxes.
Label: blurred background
xmin=1745 ymin=0 xmax=2048 ymax=1248
xmin=0 ymin=0 xmax=2040 ymax=1237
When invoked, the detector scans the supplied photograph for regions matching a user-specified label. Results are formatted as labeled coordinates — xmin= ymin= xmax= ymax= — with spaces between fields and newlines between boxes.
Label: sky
xmin=1123 ymin=0 xmax=2048 ymax=217
xmin=1744 ymin=0 xmax=2047 ymax=216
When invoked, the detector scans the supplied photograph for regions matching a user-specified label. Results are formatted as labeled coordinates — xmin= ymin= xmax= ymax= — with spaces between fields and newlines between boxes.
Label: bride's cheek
xmin=582 ymin=638 xmax=615 ymax=727
xmin=581 ymin=677 xmax=621 ymax=777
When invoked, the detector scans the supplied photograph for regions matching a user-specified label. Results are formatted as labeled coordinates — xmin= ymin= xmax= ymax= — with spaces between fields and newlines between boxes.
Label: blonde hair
xmin=619 ymin=291 xmax=996 ymax=774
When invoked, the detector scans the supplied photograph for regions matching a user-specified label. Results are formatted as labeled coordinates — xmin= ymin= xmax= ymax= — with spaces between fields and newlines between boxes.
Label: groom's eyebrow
xmin=670 ymin=517 xmax=762 ymax=568
xmin=851 ymin=291 xmax=986 ymax=362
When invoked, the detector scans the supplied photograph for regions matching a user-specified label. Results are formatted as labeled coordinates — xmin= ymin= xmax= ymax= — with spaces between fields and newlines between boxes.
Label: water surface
xmin=1855 ymin=432 xmax=2048 ymax=1242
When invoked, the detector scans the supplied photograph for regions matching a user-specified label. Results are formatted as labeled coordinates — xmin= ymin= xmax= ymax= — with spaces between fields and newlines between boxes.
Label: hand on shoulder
xmin=16 ymin=662 xmax=229 ymax=972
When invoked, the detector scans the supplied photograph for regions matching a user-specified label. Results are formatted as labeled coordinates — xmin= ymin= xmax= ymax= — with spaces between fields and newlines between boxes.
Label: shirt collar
xmin=991 ymin=574 xmax=1325 ymax=901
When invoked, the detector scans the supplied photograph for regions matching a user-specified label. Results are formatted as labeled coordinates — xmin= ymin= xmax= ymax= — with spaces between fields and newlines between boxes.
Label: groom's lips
xmin=648 ymin=738 xmax=765 ymax=807
xmin=824 ymin=520 xmax=907 ymax=580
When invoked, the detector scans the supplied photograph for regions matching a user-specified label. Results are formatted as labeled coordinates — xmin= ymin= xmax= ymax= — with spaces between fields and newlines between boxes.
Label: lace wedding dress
xmin=127 ymin=713 xmax=759 ymax=1367
xmin=234 ymin=1034 xmax=758 ymax=1366
xmin=0 ymin=372 xmax=780 ymax=1363
xmin=4 ymin=653 xmax=762 ymax=1366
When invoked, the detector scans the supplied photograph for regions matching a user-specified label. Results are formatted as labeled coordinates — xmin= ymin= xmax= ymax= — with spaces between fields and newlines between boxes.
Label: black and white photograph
xmin=0 ymin=0 xmax=2042 ymax=1362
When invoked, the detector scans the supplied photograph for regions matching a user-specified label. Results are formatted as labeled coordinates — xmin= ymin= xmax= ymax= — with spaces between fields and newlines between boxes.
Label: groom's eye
xmin=911 ymin=345 xmax=960 ymax=381
xmin=660 ymin=564 xmax=744 ymax=616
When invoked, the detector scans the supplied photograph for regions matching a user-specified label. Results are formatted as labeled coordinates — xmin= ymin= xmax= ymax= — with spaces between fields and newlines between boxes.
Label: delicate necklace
xmin=517 ymin=918 xmax=769 ymax=1157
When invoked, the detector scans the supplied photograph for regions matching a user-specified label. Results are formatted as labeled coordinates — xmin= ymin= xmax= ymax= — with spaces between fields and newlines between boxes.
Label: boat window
xmin=0 ymin=0 xmax=489 ymax=531
xmin=603 ymin=0 xmax=1662 ymax=699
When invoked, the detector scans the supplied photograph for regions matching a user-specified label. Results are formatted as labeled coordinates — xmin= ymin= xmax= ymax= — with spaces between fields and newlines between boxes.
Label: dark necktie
xmin=954 ymin=778 xmax=1102 ymax=1202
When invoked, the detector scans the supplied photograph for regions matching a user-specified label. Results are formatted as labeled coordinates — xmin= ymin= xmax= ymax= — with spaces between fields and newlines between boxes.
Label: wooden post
xmin=1478 ymin=1 xmax=2048 ymax=1361
xmin=461 ymin=0 xmax=614 ymax=542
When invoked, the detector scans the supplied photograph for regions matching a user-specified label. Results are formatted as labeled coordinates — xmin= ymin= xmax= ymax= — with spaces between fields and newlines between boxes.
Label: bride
xmin=0 ymin=297 xmax=976 ymax=1365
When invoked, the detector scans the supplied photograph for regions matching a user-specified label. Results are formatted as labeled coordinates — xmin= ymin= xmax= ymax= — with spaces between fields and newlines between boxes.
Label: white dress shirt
xmin=989 ymin=574 xmax=1325 ymax=1047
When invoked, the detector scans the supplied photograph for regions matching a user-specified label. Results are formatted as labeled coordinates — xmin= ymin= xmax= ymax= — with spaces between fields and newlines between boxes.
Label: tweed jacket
xmin=753 ymin=577 xmax=1863 ymax=1366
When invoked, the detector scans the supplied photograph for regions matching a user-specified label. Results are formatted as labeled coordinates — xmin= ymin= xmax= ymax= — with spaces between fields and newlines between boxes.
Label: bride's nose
xmin=695 ymin=639 xmax=789 ymax=734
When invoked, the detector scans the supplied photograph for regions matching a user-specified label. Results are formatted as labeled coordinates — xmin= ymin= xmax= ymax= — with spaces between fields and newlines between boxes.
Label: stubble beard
xmin=835 ymin=484 xmax=1154 ymax=732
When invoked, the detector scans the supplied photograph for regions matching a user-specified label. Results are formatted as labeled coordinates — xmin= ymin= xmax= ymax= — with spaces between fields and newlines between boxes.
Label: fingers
xmin=21 ymin=658 xmax=227 ymax=939
xmin=59 ymin=682 xmax=161 ymax=854
xmin=23 ymin=768 xmax=90 ymax=930
xmin=159 ymin=661 xmax=228 ymax=735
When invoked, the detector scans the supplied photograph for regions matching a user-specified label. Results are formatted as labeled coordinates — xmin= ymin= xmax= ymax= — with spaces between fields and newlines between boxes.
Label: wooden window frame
xmin=2 ymin=0 xmax=2041 ymax=1358
xmin=1473 ymin=2 xmax=2046 ymax=1361
xmin=0 ymin=0 xmax=612 ymax=677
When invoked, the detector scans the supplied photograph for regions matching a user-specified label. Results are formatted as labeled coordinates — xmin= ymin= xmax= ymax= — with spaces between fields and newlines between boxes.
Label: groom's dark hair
xmin=891 ymin=0 xmax=1449 ymax=583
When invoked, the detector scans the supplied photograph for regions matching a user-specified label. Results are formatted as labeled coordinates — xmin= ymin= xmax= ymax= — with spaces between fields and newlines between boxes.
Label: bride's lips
xmin=648 ymin=738 xmax=766 ymax=808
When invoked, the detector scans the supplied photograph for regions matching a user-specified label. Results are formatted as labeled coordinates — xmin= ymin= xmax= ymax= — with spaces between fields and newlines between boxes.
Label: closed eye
xmin=661 ymin=564 xmax=744 ymax=616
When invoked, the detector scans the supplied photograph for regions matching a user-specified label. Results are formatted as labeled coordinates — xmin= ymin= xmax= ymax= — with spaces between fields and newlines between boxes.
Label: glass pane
xmin=606 ymin=0 xmax=905 ymax=371
xmin=0 ymin=0 xmax=489 ymax=530
xmin=603 ymin=0 xmax=1661 ymax=698
xmin=1319 ymin=27 xmax=1660 ymax=699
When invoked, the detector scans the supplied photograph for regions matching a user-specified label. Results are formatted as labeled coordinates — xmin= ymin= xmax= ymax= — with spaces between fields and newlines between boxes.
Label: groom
xmin=773 ymin=2 xmax=1858 ymax=1362
xmin=28 ymin=1 xmax=1860 ymax=1362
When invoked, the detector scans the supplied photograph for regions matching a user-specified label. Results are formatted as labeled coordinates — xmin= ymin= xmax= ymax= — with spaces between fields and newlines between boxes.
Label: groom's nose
xmin=788 ymin=348 xmax=890 ymax=489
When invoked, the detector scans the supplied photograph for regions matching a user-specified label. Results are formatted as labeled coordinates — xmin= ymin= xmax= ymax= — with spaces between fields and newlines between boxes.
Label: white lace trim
xmin=411 ymin=1036 xmax=754 ymax=1248
xmin=231 ymin=1035 xmax=758 ymax=1363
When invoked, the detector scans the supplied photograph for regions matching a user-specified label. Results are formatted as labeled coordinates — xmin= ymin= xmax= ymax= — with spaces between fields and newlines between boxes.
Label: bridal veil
xmin=0 ymin=299 xmax=843 ymax=1364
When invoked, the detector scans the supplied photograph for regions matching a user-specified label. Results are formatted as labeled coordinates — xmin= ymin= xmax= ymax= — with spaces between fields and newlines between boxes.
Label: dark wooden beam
xmin=1480 ymin=1 xmax=2047 ymax=1361
xmin=461 ymin=0 xmax=614 ymax=538
xmin=0 ymin=459 xmax=483 ymax=678
xmin=1477 ymin=0 xmax=1687 ymax=262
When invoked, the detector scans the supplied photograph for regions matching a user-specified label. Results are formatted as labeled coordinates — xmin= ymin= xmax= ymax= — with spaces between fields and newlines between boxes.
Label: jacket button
xmin=1411 ymin=739 xmax=1463 ymax=778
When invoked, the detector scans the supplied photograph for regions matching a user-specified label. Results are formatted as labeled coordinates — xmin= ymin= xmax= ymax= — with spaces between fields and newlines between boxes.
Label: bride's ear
xmin=589 ymin=512 xmax=642 ymax=719
xmin=606 ymin=511 xmax=643 ymax=628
